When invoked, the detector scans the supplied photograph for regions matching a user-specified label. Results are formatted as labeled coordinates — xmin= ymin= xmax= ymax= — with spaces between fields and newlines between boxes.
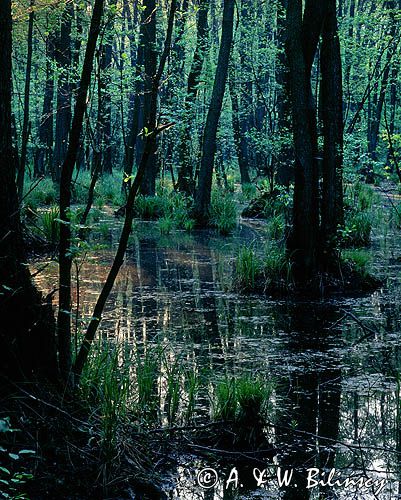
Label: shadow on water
xmin=32 ymin=220 xmax=401 ymax=498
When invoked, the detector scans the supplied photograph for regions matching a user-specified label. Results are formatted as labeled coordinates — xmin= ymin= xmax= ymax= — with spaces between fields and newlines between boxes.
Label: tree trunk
xmin=193 ymin=0 xmax=235 ymax=224
xmin=74 ymin=0 xmax=177 ymax=383
xmin=320 ymin=0 xmax=344 ymax=256
xmin=229 ymin=64 xmax=251 ymax=186
xmin=17 ymin=0 xmax=35 ymax=201
xmin=0 ymin=0 xmax=57 ymax=382
xmin=176 ymin=0 xmax=210 ymax=195
xmin=53 ymin=3 xmax=73 ymax=183
xmin=34 ymin=30 xmax=55 ymax=178
xmin=286 ymin=0 xmax=323 ymax=282
xmin=57 ymin=0 xmax=105 ymax=382
xmin=139 ymin=0 xmax=158 ymax=195
xmin=97 ymin=0 xmax=117 ymax=175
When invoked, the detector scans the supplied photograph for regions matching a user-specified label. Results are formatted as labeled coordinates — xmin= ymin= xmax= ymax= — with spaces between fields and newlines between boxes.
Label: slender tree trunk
xmin=57 ymin=0 xmax=105 ymax=382
xmin=193 ymin=0 xmax=235 ymax=224
xmin=34 ymin=31 xmax=55 ymax=178
xmin=17 ymin=0 xmax=35 ymax=201
xmin=320 ymin=0 xmax=344 ymax=256
xmin=176 ymin=0 xmax=210 ymax=195
xmin=97 ymin=0 xmax=117 ymax=175
xmin=139 ymin=0 xmax=158 ymax=195
xmin=53 ymin=3 xmax=73 ymax=183
xmin=74 ymin=0 xmax=177 ymax=383
xmin=0 ymin=0 xmax=57 ymax=382
xmin=229 ymin=64 xmax=251 ymax=185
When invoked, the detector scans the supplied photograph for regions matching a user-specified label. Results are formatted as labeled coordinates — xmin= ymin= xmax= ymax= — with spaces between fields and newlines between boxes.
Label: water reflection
xmin=32 ymin=220 xmax=401 ymax=498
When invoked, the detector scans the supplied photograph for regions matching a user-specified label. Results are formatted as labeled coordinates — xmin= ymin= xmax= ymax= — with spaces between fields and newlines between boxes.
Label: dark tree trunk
xmin=286 ymin=0 xmax=323 ymax=282
xmin=193 ymin=0 xmax=235 ymax=224
xmin=53 ymin=3 xmax=73 ymax=183
xmin=368 ymin=1 xmax=397 ymax=165
xmin=139 ymin=0 xmax=158 ymax=195
xmin=0 ymin=0 xmax=57 ymax=382
xmin=229 ymin=64 xmax=251 ymax=186
xmin=320 ymin=0 xmax=344 ymax=255
xmin=57 ymin=0 xmax=105 ymax=382
xmin=176 ymin=0 xmax=210 ymax=195
xmin=17 ymin=0 xmax=35 ymax=200
xmin=97 ymin=0 xmax=117 ymax=175
xmin=34 ymin=31 xmax=55 ymax=178
xmin=73 ymin=0 xmax=177 ymax=383
xmin=275 ymin=0 xmax=293 ymax=187
xmin=121 ymin=0 xmax=146 ymax=189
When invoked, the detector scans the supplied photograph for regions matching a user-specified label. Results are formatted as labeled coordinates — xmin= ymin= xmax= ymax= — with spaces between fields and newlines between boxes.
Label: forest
xmin=1 ymin=0 xmax=401 ymax=498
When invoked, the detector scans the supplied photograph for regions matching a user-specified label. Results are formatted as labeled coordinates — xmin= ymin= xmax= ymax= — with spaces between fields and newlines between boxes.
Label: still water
xmin=33 ymin=214 xmax=401 ymax=499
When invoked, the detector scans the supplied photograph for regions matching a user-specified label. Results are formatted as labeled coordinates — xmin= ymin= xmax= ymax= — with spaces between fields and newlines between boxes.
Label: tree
xmin=193 ymin=0 xmax=235 ymax=224
xmin=0 ymin=0 xmax=57 ymax=382
xmin=285 ymin=0 xmax=343 ymax=282
xmin=57 ymin=0 xmax=105 ymax=381
xmin=176 ymin=0 xmax=211 ymax=195
xmin=17 ymin=0 xmax=35 ymax=200
xmin=52 ymin=2 xmax=73 ymax=183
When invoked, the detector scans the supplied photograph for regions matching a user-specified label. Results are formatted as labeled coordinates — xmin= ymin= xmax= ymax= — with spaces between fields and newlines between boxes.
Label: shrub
xmin=35 ymin=206 xmax=60 ymax=245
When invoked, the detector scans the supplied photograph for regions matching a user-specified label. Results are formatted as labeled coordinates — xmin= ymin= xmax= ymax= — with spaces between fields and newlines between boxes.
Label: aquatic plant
xmin=341 ymin=249 xmax=372 ymax=277
xmin=209 ymin=190 xmax=238 ymax=235
xmin=340 ymin=210 xmax=372 ymax=247
xmin=24 ymin=177 xmax=57 ymax=208
xmin=235 ymin=246 xmax=262 ymax=290
xmin=157 ymin=216 xmax=175 ymax=235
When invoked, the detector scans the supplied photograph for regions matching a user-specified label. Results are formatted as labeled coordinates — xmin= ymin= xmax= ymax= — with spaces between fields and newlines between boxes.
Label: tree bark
xmin=286 ymin=0 xmax=323 ymax=282
xmin=34 ymin=30 xmax=55 ymax=178
xmin=0 ymin=0 xmax=57 ymax=382
xmin=193 ymin=0 xmax=235 ymax=224
xmin=53 ymin=2 xmax=73 ymax=183
xmin=17 ymin=0 xmax=35 ymax=201
xmin=74 ymin=0 xmax=177 ymax=383
xmin=139 ymin=0 xmax=158 ymax=195
xmin=176 ymin=0 xmax=210 ymax=195
xmin=320 ymin=0 xmax=344 ymax=255
xmin=57 ymin=0 xmax=105 ymax=382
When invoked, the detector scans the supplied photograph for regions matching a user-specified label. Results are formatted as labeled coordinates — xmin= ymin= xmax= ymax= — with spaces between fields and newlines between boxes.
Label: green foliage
xmin=212 ymin=376 xmax=271 ymax=424
xmin=341 ymin=210 xmax=373 ymax=247
xmin=0 ymin=417 xmax=35 ymax=499
xmin=266 ymin=214 xmax=286 ymax=241
xmin=209 ymin=190 xmax=237 ymax=235
xmin=157 ymin=216 xmax=175 ymax=235
xmin=235 ymin=246 xmax=262 ymax=291
xmin=342 ymin=249 xmax=372 ymax=277
xmin=263 ymin=243 xmax=290 ymax=284
xmin=34 ymin=206 xmax=60 ymax=245
xmin=24 ymin=177 xmax=57 ymax=209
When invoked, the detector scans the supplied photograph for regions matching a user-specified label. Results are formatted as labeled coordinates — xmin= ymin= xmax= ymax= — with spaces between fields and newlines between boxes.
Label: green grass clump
xmin=96 ymin=174 xmax=124 ymax=206
xmin=342 ymin=249 xmax=371 ymax=277
xmin=212 ymin=376 xmax=271 ymax=424
xmin=263 ymin=243 xmax=290 ymax=283
xmin=210 ymin=191 xmax=238 ymax=235
xmin=235 ymin=246 xmax=262 ymax=290
xmin=134 ymin=195 xmax=165 ymax=220
xmin=35 ymin=206 xmax=60 ymax=245
xmin=266 ymin=214 xmax=286 ymax=241
xmin=157 ymin=216 xmax=175 ymax=235
xmin=341 ymin=210 xmax=372 ymax=247
xmin=24 ymin=177 xmax=57 ymax=208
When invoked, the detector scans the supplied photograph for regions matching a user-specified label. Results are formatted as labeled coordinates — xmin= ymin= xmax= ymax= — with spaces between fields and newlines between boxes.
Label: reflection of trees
xmin=274 ymin=304 xmax=342 ymax=499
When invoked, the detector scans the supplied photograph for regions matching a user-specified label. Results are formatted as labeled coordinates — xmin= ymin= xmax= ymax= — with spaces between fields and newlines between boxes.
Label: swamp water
xmin=33 ymin=214 xmax=401 ymax=499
